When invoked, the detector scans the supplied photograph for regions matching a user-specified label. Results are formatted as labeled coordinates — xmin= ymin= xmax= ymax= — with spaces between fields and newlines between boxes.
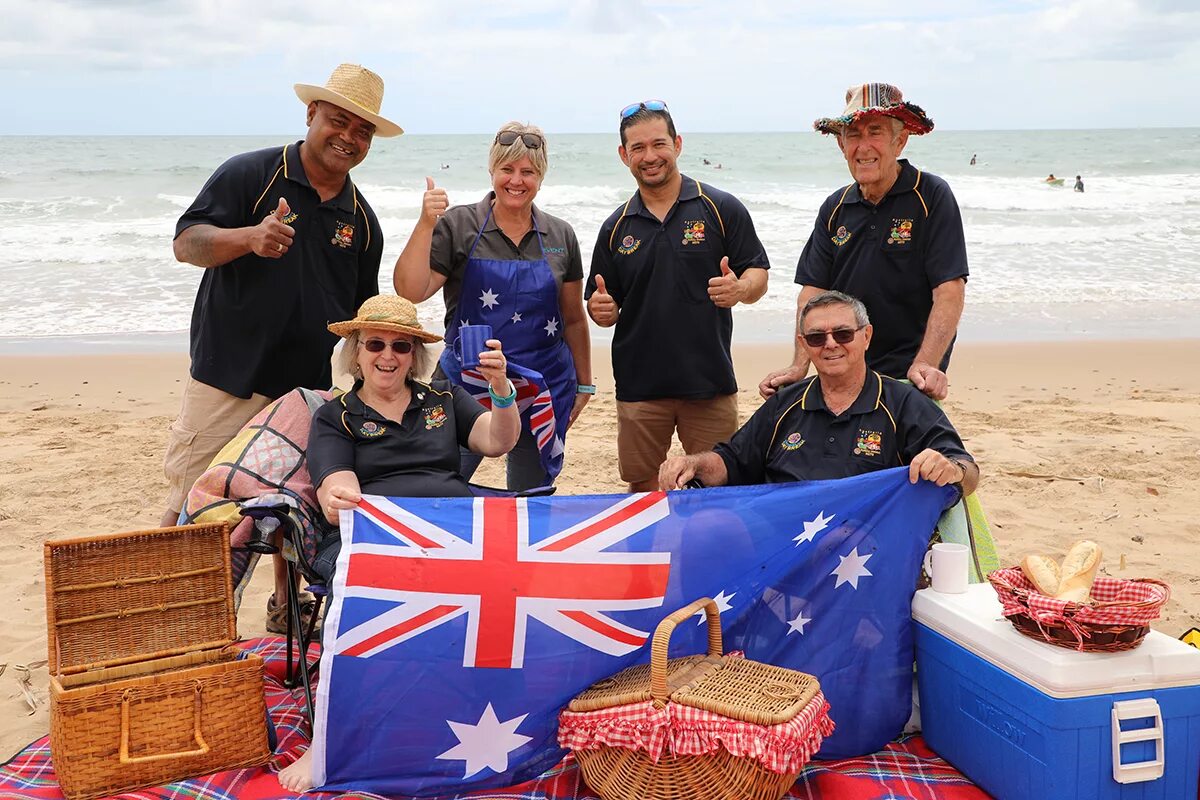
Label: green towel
xmin=936 ymin=493 xmax=1001 ymax=583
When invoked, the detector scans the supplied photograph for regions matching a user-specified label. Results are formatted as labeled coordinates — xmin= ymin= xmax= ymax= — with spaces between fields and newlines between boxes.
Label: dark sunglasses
xmin=361 ymin=338 xmax=414 ymax=354
xmin=801 ymin=326 xmax=865 ymax=348
xmin=620 ymin=99 xmax=669 ymax=119
xmin=494 ymin=130 xmax=544 ymax=149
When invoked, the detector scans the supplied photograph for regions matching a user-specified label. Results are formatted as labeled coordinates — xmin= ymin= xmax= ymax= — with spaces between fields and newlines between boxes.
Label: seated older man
xmin=659 ymin=290 xmax=979 ymax=493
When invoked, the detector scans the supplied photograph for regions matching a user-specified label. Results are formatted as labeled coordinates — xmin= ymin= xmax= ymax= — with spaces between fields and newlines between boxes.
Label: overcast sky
xmin=3 ymin=0 xmax=1198 ymax=135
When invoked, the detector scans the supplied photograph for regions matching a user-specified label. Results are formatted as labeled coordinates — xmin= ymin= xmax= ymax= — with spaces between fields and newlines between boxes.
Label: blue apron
xmin=438 ymin=205 xmax=576 ymax=482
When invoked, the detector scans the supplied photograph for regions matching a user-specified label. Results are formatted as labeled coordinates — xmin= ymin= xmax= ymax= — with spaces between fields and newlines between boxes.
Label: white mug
xmin=923 ymin=542 xmax=969 ymax=594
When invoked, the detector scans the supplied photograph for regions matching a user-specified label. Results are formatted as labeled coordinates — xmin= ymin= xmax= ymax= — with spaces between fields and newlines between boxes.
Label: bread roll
xmin=1020 ymin=555 xmax=1061 ymax=596
xmin=1055 ymin=539 xmax=1103 ymax=603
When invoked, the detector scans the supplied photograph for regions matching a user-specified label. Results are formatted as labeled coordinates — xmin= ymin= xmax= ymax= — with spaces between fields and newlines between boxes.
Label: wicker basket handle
xmin=119 ymin=682 xmax=211 ymax=764
xmin=650 ymin=597 xmax=723 ymax=707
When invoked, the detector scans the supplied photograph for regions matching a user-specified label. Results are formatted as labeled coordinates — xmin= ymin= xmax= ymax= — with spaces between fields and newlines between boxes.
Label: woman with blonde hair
xmin=393 ymin=122 xmax=591 ymax=490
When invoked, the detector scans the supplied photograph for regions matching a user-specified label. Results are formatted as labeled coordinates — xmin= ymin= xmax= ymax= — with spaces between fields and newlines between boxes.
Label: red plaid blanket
xmin=0 ymin=639 xmax=987 ymax=800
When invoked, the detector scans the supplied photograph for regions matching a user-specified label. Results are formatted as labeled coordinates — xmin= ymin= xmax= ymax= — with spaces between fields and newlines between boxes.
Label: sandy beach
xmin=2 ymin=339 xmax=1199 ymax=760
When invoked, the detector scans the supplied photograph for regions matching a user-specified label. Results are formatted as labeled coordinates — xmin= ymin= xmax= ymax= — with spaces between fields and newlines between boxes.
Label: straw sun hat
xmin=814 ymin=82 xmax=934 ymax=136
xmin=327 ymin=295 xmax=442 ymax=342
xmin=295 ymin=63 xmax=403 ymax=138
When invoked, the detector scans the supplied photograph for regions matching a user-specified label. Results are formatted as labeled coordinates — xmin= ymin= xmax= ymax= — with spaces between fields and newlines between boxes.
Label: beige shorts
xmin=163 ymin=378 xmax=272 ymax=515
xmin=615 ymin=394 xmax=739 ymax=485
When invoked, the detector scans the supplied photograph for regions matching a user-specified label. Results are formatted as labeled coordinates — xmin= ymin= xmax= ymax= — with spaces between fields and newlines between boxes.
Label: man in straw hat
xmin=759 ymin=83 xmax=968 ymax=404
xmin=161 ymin=64 xmax=401 ymax=634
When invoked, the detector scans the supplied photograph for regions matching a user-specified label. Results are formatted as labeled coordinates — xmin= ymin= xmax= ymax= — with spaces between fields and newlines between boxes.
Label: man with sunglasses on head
xmin=659 ymin=291 xmax=978 ymax=494
xmin=586 ymin=100 xmax=770 ymax=493
xmin=759 ymin=83 xmax=968 ymax=404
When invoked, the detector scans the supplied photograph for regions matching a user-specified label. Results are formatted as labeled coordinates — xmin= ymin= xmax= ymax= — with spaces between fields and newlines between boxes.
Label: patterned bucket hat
xmin=814 ymin=83 xmax=934 ymax=136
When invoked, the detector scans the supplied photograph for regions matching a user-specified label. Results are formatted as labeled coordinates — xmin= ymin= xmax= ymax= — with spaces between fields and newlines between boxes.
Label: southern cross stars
xmin=793 ymin=510 xmax=834 ymax=546
xmin=479 ymin=289 xmax=500 ymax=309
xmin=435 ymin=702 xmax=532 ymax=779
xmin=695 ymin=589 xmax=735 ymax=624
xmin=544 ymin=317 xmax=559 ymax=336
xmin=831 ymin=546 xmax=873 ymax=589
xmin=787 ymin=610 xmax=812 ymax=635
xmin=511 ymin=312 xmax=522 ymax=323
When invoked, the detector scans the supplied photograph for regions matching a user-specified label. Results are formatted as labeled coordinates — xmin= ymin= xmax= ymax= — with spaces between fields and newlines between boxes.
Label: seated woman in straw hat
xmin=307 ymin=294 xmax=520 ymax=526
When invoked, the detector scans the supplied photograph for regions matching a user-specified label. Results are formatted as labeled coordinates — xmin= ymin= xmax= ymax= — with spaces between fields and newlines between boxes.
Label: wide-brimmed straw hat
xmin=295 ymin=63 xmax=403 ymax=138
xmin=814 ymin=83 xmax=934 ymax=136
xmin=327 ymin=295 xmax=441 ymax=342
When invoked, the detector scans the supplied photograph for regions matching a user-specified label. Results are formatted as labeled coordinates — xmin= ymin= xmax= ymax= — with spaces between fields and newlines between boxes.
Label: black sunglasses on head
xmin=494 ymin=130 xmax=544 ymax=149
xmin=361 ymin=338 xmax=414 ymax=354
xmin=801 ymin=326 xmax=865 ymax=348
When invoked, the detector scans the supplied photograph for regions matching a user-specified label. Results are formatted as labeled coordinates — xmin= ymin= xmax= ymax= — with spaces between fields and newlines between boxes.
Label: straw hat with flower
xmin=328 ymin=295 xmax=442 ymax=342
xmin=295 ymin=63 xmax=403 ymax=138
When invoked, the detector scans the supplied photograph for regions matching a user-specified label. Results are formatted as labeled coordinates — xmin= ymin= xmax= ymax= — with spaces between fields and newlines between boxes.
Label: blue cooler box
xmin=914 ymin=584 xmax=1200 ymax=800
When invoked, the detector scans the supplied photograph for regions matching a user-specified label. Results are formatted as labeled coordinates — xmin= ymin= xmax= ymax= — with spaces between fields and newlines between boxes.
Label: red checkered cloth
xmin=989 ymin=567 xmax=1169 ymax=645
xmin=558 ymin=672 xmax=833 ymax=776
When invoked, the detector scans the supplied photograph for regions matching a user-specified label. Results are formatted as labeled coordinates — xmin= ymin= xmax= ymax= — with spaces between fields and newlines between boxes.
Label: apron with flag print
xmin=438 ymin=205 xmax=576 ymax=482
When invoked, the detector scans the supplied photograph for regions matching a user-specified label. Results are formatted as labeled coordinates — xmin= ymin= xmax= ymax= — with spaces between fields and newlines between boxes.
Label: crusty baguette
xmin=1055 ymin=539 xmax=1103 ymax=603
xmin=1020 ymin=555 xmax=1061 ymax=596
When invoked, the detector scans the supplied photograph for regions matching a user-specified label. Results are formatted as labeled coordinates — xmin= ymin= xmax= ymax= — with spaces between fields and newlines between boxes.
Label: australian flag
xmin=312 ymin=468 xmax=955 ymax=795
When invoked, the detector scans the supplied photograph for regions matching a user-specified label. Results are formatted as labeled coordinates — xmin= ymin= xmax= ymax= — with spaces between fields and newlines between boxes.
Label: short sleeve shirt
xmin=715 ymin=371 xmax=972 ymax=485
xmin=585 ymin=176 xmax=770 ymax=402
xmin=176 ymin=142 xmax=383 ymax=399
xmin=430 ymin=193 xmax=583 ymax=330
xmin=794 ymin=160 xmax=967 ymax=379
xmin=308 ymin=379 xmax=486 ymax=498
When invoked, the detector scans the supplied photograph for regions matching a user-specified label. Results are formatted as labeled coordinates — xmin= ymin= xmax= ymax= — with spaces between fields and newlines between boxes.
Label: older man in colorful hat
xmin=161 ymin=64 xmax=401 ymax=634
xmin=760 ymin=83 xmax=968 ymax=403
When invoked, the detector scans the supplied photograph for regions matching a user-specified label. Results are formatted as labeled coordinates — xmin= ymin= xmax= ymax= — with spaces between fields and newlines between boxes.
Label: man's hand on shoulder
xmin=907 ymin=361 xmax=949 ymax=401
xmin=249 ymin=197 xmax=296 ymax=259
xmin=587 ymin=274 xmax=619 ymax=326
xmin=908 ymin=449 xmax=965 ymax=487
xmin=758 ymin=364 xmax=806 ymax=399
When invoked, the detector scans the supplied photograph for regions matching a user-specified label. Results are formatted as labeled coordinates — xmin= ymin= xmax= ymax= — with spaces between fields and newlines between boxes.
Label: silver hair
xmin=488 ymin=121 xmax=549 ymax=177
xmin=800 ymin=290 xmax=871 ymax=329
xmin=335 ymin=329 xmax=433 ymax=385
xmin=838 ymin=115 xmax=905 ymax=142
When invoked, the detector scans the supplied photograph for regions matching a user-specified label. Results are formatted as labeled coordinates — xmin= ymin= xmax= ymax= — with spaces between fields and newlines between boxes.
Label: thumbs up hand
xmin=587 ymin=274 xmax=619 ymax=327
xmin=421 ymin=177 xmax=449 ymax=227
xmin=707 ymin=257 xmax=743 ymax=307
xmin=253 ymin=196 xmax=295 ymax=258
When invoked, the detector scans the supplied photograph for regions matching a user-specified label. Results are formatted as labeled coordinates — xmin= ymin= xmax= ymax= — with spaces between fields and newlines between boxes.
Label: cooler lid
xmin=44 ymin=523 xmax=237 ymax=674
xmin=913 ymin=583 xmax=1200 ymax=698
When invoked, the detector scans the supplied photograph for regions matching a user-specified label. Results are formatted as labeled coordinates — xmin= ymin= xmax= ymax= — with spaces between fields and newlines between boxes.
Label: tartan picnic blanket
xmin=0 ymin=640 xmax=989 ymax=800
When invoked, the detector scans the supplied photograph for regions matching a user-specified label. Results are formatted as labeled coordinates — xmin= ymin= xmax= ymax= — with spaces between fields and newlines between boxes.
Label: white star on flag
xmin=479 ymin=289 xmax=500 ymax=309
xmin=435 ymin=703 xmax=533 ymax=779
xmin=544 ymin=317 xmax=559 ymax=336
xmin=793 ymin=510 xmax=834 ymax=546
xmin=787 ymin=610 xmax=812 ymax=635
xmin=831 ymin=546 xmax=873 ymax=589
xmin=696 ymin=589 xmax=735 ymax=624
xmin=511 ymin=312 xmax=522 ymax=323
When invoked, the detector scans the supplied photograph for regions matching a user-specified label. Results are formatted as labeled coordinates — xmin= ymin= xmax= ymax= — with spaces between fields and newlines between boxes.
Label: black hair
xmin=619 ymin=107 xmax=677 ymax=146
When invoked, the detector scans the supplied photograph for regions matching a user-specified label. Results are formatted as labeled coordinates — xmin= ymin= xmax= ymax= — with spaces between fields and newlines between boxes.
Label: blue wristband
xmin=577 ymin=384 xmax=596 ymax=395
xmin=489 ymin=380 xmax=517 ymax=408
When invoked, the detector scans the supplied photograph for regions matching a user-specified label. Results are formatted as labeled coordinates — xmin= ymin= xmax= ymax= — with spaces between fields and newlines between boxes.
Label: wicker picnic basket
xmin=45 ymin=523 xmax=270 ymax=800
xmin=559 ymin=598 xmax=834 ymax=800
xmin=988 ymin=566 xmax=1170 ymax=652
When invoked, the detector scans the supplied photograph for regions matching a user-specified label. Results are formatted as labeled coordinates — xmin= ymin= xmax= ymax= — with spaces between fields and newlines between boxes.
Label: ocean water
xmin=1 ymin=128 xmax=1198 ymax=352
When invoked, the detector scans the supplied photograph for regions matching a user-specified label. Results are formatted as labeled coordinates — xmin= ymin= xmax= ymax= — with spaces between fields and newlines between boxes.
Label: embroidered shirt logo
xmin=831 ymin=225 xmax=852 ymax=247
xmin=681 ymin=220 xmax=706 ymax=246
xmin=780 ymin=432 xmax=806 ymax=452
xmin=332 ymin=222 xmax=355 ymax=249
xmin=617 ymin=234 xmax=641 ymax=256
xmin=359 ymin=420 xmax=386 ymax=438
xmin=424 ymin=405 xmax=447 ymax=430
xmin=281 ymin=211 xmax=299 ymax=225
xmin=887 ymin=219 xmax=913 ymax=246
xmin=853 ymin=429 xmax=883 ymax=457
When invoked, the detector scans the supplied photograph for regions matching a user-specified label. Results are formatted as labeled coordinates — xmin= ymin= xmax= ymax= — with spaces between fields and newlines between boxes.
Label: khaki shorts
xmin=615 ymin=394 xmax=739 ymax=485
xmin=163 ymin=378 xmax=272 ymax=515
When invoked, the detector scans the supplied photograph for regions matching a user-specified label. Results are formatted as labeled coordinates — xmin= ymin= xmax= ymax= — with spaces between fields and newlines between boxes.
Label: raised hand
xmin=706 ymin=257 xmax=743 ymax=308
xmin=421 ymin=177 xmax=449 ymax=227
xmin=252 ymin=197 xmax=295 ymax=259
xmin=587 ymin=274 xmax=619 ymax=326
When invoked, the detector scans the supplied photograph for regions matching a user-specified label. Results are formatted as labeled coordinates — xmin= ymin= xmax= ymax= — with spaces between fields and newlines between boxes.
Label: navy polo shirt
xmin=307 ymin=380 xmax=486 ymax=498
xmin=176 ymin=142 xmax=383 ymax=399
xmin=586 ymin=176 xmax=769 ymax=402
xmin=794 ymin=160 xmax=968 ymax=379
xmin=715 ymin=371 xmax=972 ymax=486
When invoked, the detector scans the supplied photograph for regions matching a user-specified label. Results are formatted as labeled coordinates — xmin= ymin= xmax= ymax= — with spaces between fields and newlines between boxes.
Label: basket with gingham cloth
xmin=557 ymin=598 xmax=834 ymax=800
xmin=989 ymin=567 xmax=1170 ymax=652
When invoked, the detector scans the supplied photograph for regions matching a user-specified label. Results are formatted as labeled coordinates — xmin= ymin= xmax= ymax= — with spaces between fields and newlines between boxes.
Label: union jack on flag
xmin=462 ymin=363 xmax=564 ymax=473
xmin=312 ymin=469 xmax=956 ymax=796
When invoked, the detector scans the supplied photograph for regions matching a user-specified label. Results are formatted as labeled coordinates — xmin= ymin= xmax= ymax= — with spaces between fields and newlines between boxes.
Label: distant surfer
xmin=440 ymin=163 xmax=450 ymax=170
xmin=703 ymin=158 xmax=711 ymax=165
xmin=970 ymin=153 xmax=976 ymax=166
xmin=1045 ymin=173 xmax=1056 ymax=182
xmin=1074 ymin=175 xmax=1084 ymax=193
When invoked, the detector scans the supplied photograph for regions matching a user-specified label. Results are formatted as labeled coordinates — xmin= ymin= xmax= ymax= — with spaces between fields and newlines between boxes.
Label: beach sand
xmin=2 ymin=340 xmax=1199 ymax=759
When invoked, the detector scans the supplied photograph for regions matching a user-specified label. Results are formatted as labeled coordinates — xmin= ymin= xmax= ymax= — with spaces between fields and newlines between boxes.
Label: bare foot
xmin=278 ymin=748 xmax=314 ymax=793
